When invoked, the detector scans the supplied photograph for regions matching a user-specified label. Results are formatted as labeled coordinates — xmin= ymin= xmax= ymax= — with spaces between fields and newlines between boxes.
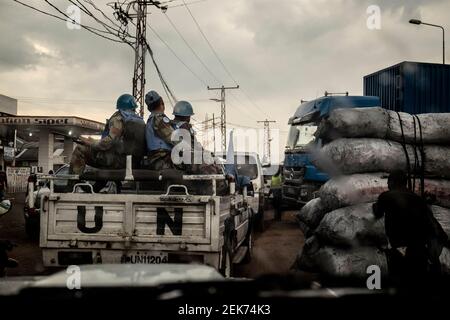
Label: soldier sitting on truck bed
xmin=69 ymin=94 xmax=146 ymax=177
xmin=171 ymin=100 xmax=228 ymax=194
xmin=145 ymin=91 xmax=176 ymax=170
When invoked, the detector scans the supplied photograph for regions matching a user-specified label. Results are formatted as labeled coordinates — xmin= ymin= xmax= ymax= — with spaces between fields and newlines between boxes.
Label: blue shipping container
xmin=364 ymin=61 xmax=450 ymax=114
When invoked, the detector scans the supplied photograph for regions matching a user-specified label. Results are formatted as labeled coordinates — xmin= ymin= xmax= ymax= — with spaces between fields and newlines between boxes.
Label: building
xmin=0 ymin=94 xmax=105 ymax=172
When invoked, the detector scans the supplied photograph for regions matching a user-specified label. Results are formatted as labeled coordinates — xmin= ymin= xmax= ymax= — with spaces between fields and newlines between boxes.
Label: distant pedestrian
xmin=271 ymin=166 xmax=283 ymax=220
xmin=0 ymin=166 xmax=7 ymax=201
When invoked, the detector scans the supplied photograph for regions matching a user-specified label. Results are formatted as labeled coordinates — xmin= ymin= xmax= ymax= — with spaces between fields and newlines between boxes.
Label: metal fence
xmin=6 ymin=167 xmax=30 ymax=193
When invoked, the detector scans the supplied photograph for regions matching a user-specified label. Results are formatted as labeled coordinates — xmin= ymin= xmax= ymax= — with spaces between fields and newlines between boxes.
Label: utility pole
xmin=132 ymin=1 xmax=148 ymax=117
xmin=257 ymin=119 xmax=276 ymax=164
xmin=203 ymin=114 xmax=209 ymax=148
xmin=208 ymin=85 xmax=239 ymax=151
xmin=114 ymin=1 xmax=168 ymax=117
xmin=212 ymin=113 xmax=216 ymax=154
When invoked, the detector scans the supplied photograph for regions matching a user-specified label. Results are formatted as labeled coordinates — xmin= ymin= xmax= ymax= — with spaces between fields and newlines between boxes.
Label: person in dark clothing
xmin=373 ymin=171 xmax=448 ymax=285
xmin=0 ymin=166 xmax=7 ymax=201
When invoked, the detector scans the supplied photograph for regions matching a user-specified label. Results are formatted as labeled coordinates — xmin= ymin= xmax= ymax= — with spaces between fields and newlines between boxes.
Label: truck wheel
xmin=242 ymin=232 xmax=253 ymax=264
xmin=255 ymin=210 xmax=265 ymax=232
xmin=220 ymin=246 xmax=234 ymax=278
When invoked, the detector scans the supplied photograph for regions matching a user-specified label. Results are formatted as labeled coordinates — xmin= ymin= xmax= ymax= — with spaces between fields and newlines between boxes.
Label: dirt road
xmin=0 ymin=193 xmax=304 ymax=278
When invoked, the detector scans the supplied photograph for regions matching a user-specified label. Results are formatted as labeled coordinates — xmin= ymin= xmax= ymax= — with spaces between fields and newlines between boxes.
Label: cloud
xmin=0 ymin=0 xmax=449 ymax=160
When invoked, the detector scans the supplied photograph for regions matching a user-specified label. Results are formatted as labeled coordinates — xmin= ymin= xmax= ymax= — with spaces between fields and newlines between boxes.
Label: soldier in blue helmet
xmin=69 ymin=94 xmax=146 ymax=175
xmin=145 ymin=90 xmax=176 ymax=170
xmin=171 ymin=101 xmax=227 ymax=194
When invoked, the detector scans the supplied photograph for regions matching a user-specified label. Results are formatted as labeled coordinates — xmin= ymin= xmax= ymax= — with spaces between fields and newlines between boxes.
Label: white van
xmin=216 ymin=152 xmax=265 ymax=230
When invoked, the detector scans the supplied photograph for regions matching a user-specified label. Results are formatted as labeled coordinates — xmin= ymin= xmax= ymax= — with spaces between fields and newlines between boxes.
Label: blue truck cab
xmin=282 ymin=94 xmax=381 ymax=206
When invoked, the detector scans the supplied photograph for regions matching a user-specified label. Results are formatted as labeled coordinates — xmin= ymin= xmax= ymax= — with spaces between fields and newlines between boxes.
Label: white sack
xmin=312 ymin=138 xmax=450 ymax=178
xmin=319 ymin=173 xmax=450 ymax=211
xmin=316 ymin=107 xmax=450 ymax=145
xmin=315 ymin=203 xmax=387 ymax=247
xmin=296 ymin=198 xmax=328 ymax=235
xmin=297 ymin=246 xmax=388 ymax=279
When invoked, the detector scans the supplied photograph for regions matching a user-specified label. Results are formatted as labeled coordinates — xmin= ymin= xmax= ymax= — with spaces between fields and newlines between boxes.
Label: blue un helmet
xmin=116 ymin=94 xmax=138 ymax=111
xmin=173 ymin=101 xmax=194 ymax=117
xmin=145 ymin=90 xmax=162 ymax=111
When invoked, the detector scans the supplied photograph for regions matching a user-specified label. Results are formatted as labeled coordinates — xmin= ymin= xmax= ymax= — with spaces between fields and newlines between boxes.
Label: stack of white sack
xmin=296 ymin=107 xmax=450 ymax=278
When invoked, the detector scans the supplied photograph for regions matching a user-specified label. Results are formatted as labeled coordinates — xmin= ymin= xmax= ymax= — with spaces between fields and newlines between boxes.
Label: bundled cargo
xmin=312 ymin=138 xmax=450 ymax=179
xmin=296 ymin=107 xmax=450 ymax=278
xmin=319 ymin=173 xmax=450 ymax=211
xmin=316 ymin=107 xmax=450 ymax=145
xmin=297 ymin=245 xmax=388 ymax=279
xmin=318 ymin=173 xmax=387 ymax=211
xmin=316 ymin=203 xmax=450 ymax=248
xmin=315 ymin=203 xmax=387 ymax=247
xmin=297 ymin=242 xmax=450 ymax=277
xmin=295 ymin=198 xmax=327 ymax=236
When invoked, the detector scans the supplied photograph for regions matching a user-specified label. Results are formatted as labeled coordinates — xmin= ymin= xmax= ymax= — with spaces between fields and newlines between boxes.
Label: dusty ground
xmin=0 ymin=193 xmax=304 ymax=278
xmin=235 ymin=210 xmax=304 ymax=277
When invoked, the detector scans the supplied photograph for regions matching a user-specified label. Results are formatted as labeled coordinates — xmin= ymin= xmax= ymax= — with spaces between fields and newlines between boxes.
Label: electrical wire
xmin=13 ymin=0 xmax=132 ymax=45
xmin=180 ymin=0 xmax=269 ymax=118
xmin=163 ymin=12 xmax=221 ymax=86
xmin=181 ymin=0 xmax=237 ymax=85
xmin=69 ymin=0 xmax=134 ymax=42
xmin=147 ymin=24 xmax=209 ymax=87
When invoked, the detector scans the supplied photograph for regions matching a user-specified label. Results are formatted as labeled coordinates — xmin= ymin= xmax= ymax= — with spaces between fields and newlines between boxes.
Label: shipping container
xmin=364 ymin=61 xmax=450 ymax=114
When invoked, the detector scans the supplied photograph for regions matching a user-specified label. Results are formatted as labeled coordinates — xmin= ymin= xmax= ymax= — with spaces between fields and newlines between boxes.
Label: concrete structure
xmin=0 ymin=94 xmax=18 ymax=116
xmin=0 ymin=114 xmax=104 ymax=173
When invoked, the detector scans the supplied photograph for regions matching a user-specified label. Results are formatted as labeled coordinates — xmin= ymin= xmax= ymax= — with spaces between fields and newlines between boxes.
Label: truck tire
xmin=255 ymin=210 xmax=265 ymax=232
xmin=241 ymin=231 xmax=253 ymax=264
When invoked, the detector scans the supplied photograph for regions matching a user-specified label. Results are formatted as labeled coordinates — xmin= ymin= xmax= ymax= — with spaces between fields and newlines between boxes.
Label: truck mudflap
xmin=43 ymin=248 xmax=221 ymax=269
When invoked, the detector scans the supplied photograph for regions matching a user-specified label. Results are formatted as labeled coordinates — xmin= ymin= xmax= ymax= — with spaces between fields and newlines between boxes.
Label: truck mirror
xmin=0 ymin=200 xmax=12 ymax=218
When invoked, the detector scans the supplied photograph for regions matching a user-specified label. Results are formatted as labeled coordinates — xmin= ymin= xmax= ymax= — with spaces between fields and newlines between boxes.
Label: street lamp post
xmin=409 ymin=19 xmax=446 ymax=64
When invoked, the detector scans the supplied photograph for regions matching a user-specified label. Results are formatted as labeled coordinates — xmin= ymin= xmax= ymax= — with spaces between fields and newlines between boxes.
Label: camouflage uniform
xmin=146 ymin=112 xmax=175 ymax=170
xmin=70 ymin=111 xmax=126 ymax=175
xmin=173 ymin=119 xmax=227 ymax=195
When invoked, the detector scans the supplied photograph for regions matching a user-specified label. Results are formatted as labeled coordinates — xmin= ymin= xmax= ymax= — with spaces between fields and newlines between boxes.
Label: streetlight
xmin=409 ymin=19 xmax=446 ymax=64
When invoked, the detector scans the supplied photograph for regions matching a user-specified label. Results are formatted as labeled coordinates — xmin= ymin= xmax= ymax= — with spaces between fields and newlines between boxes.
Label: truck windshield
xmin=287 ymin=123 xmax=318 ymax=149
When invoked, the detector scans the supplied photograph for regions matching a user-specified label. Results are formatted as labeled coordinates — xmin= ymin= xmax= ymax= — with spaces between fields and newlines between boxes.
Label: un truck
xmin=282 ymin=94 xmax=380 ymax=206
xmin=33 ymin=164 xmax=253 ymax=277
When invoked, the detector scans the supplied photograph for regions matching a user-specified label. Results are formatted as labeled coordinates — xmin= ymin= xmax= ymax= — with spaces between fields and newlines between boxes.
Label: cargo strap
xmin=413 ymin=115 xmax=426 ymax=197
xmin=396 ymin=112 xmax=426 ymax=197
xmin=396 ymin=112 xmax=413 ymax=191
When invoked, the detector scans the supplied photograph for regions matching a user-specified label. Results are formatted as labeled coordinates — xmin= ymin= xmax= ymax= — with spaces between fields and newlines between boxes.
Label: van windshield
xmin=287 ymin=123 xmax=318 ymax=149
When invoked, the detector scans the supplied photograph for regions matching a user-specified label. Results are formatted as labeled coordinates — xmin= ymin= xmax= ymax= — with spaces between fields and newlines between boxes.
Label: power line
xmin=144 ymin=38 xmax=178 ymax=107
xmin=81 ymin=0 xmax=124 ymax=29
xmin=167 ymin=0 xmax=208 ymax=8
xmin=45 ymin=0 xmax=125 ymax=37
xmin=163 ymin=12 xmax=221 ymax=85
xmin=13 ymin=0 xmax=132 ymax=45
xmin=69 ymin=0 xmax=134 ymax=41
xmin=147 ymin=24 xmax=209 ymax=87
xmin=181 ymin=0 xmax=237 ymax=85
xmin=180 ymin=0 xmax=268 ymax=118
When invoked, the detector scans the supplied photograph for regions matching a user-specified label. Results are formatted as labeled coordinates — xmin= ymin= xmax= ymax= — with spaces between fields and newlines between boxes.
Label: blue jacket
xmin=146 ymin=113 xmax=173 ymax=152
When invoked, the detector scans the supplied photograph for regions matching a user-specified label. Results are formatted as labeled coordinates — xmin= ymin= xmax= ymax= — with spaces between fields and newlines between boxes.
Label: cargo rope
xmin=412 ymin=116 xmax=419 ymax=192
xmin=396 ymin=112 xmax=412 ymax=191
xmin=414 ymin=115 xmax=426 ymax=198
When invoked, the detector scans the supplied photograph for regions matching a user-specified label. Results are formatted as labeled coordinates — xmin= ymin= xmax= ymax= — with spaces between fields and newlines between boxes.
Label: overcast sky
xmin=0 ymin=0 xmax=449 ymax=161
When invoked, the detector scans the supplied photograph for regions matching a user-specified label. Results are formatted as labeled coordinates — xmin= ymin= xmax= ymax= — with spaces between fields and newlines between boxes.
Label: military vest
xmin=146 ymin=113 xmax=172 ymax=152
